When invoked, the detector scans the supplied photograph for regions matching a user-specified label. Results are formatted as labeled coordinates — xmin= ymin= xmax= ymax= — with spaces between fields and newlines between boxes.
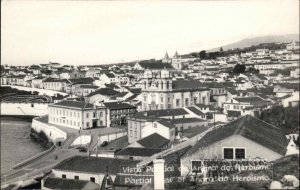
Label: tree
xmin=220 ymin=47 xmax=223 ymax=52
xmin=232 ymin=64 xmax=246 ymax=73
xmin=199 ymin=50 xmax=207 ymax=59
xmin=247 ymin=67 xmax=259 ymax=74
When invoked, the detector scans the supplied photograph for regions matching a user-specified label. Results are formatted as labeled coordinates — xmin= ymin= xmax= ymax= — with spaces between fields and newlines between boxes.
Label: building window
xmin=74 ymin=176 xmax=79 ymax=180
xmin=100 ymin=112 xmax=103 ymax=117
xmin=130 ymin=130 xmax=133 ymax=137
xmin=86 ymin=113 xmax=89 ymax=118
xmin=176 ymin=99 xmax=180 ymax=107
xmin=90 ymin=177 xmax=95 ymax=183
xmin=223 ymin=148 xmax=234 ymax=159
xmin=235 ymin=148 xmax=245 ymax=159
xmin=185 ymin=98 xmax=189 ymax=106
xmin=62 ymin=174 xmax=66 ymax=179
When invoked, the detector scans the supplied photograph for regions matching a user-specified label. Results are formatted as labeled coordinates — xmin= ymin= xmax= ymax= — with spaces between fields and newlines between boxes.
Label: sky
xmin=1 ymin=0 xmax=299 ymax=66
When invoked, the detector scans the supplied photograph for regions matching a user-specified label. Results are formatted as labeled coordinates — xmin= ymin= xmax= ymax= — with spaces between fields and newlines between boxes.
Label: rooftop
xmin=135 ymin=108 xmax=188 ymax=118
xmin=103 ymin=102 xmax=136 ymax=109
xmin=185 ymin=115 xmax=287 ymax=156
xmin=137 ymin=133 xmax=170 ymax=149
xmin=86 ymin=88 xmax=119 ymax=97
xmin=170 ymin=117 xmax=206 ymax=124
xmin=233 ymin=96 xmax=269 ymax=106
xmin=80 ymin=85 xmax=99 ymax=89
xmin=186 ymin=106 xmax=206 ymax=116
xmin=43 ymin=177 xmax=99 ymax=190
xmin=137 ymin=60 xmax=174 ymax=70
xmin=49 ymin=100 xmax=94 ymax=109
xmin=226 ymin=87 xmax=239 ymax=95
xmin=54 ymin=156 xmax=139 ymax=174
xmin=115 ymin=147 xmax=161 ymax=157
xmin=172 ymin=79 xmax=209 ymax=91
xmin=156 ymin=119 xmax=176 ymax=129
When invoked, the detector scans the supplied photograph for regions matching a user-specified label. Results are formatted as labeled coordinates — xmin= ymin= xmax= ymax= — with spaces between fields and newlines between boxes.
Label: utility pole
xmin=214 ymin=107 xmax=216 ymax=128
xmin=96 ymin=137 xmax=99 ymax=157
xmin=181 ymin=120 xmax=184 ymax=139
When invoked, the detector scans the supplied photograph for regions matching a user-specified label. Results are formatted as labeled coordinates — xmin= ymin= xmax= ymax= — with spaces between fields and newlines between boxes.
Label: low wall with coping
xmin=2 ymin=85 xmax=68 ymax=96
xmin=31 ymin=118 xmax=67 ymax=143
xmin=98 ymin=131 xmax=127 ymax=144
xmin=1 ymin=102 xmax=48 ymax=116
xmin=11 ymin=145 xmax=55 ymax=170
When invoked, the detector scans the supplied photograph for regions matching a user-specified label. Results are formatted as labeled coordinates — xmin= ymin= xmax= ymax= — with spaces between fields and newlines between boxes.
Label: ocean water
xmin=1 ymin=116 xmax=47 ymax=174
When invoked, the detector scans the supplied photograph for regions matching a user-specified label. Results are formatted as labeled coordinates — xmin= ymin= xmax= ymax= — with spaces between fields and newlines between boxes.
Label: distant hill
xmin=208 ymin=34 xmax=299 ymax=52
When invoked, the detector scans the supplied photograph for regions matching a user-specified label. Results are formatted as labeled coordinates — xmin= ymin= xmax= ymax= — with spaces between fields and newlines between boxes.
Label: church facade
xmin=140 ymin=69 xmax=211 ymax=111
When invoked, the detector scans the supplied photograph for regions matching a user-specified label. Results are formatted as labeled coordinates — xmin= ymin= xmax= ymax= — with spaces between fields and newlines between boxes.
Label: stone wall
xmin=1 ymin=102 xmax=48 ymax=116
xmin=31 ymin=118 xmax=67 ymax=143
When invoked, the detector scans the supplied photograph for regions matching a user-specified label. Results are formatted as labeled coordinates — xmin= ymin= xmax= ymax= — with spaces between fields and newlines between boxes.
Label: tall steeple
xmin=173 ymin=51 xmax=179 ymax=58
xmin=164 ymin=52 xmax=169 ymax=59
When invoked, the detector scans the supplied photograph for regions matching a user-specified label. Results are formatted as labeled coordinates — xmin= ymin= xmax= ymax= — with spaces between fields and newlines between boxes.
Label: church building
xmin=140 ymin=69 xmax=211 ymax=111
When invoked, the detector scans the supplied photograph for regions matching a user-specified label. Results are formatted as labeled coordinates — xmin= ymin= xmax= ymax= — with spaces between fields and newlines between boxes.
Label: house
xmin=49 ymin=62 xmax=62 ymax=68
xmin=48 ymin=100 xmax=107 ymax=129
xmin=100 ymin=72 xmax=117 ymax=84
xmin=286 ymin=41 xmax=300 ymax=51
xmin=203 ymin=82 xmax=233 ymax=107
xmin=103 ymin=102 xmax=137 ymax=127
xmin=249 ymin=74 xmax=269 ymax=85
xmin=274 ymin=83 xmax=299 ymax=98
xmin=280 ymin=92 xmax=299 ymax=108
xmin=223 ymin=96 xmax=269 ymax=119
xmin=171 ymin=53 xmax=198 ymax=70
xmin=129 ymin=133 xmax=170 ymax=149
xmin=67 ymin=78 xmax=96 ymax=96
xmin=15 ymin=75 xmax=32 ymax=86
xmin=31 ymin=76 xmax=45 ymax=88
xmin=50 ymin=156 xmax=139 ymax=187
xmin=254 ymin=62 xmax=283 ymax=70
xmin=115 ymin=147 xmax=161 ymax=160
xmin=77 ymin=85 xmax=99 ymax=97
xmin=140 ymin=70 xmax=210 ymax=111
xmin=85 ymin=88 xmax=119 ymax=104
xmin=27 ymin=64 xmax=42 ymax=75
xmin=290 ymin=68 xmax=300 ymax=80
xmin=226 ymin=87 xmax=239 ymax=100
xmin=42 ymin=78 xmax=70 ymax=92
xmin=180 ymin=115 xmax=288 ymax=176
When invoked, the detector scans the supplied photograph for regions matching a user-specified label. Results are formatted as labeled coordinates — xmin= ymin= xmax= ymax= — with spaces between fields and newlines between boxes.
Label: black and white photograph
xmin=1 ymin=0 xmax=299 ymax=189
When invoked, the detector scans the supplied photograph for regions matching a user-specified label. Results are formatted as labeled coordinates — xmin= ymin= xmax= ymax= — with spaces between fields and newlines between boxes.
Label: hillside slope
xmin=208 ymin=34 xmax=299 ymax=52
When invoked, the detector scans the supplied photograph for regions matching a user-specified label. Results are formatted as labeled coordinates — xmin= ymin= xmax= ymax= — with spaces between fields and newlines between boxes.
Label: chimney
xmin=153 ymin=159 xmax=165 ymax=190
